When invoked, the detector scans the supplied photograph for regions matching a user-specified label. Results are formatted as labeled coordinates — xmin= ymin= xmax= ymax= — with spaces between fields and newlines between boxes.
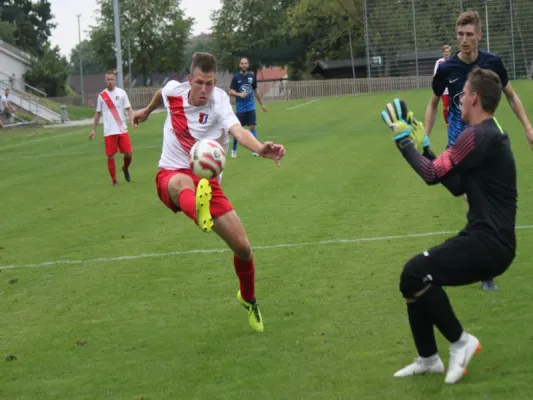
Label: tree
xmin=183 ymin=34 xmax=216 ymax=71
xmin=24 ymin=45 xmax=70 ymax=97
xmin=210 ymin=0 xmax=297 ymax=72
xmin=285 ymin=0 xmax=365 ymax=78
xmin=90 ymin=0 xmax=193 ymax=86
xmin=0 ymin=21 xmax=16 ymax=45
xmin=70 ymin=39 xmax=108 ymax=75
xmin=0 ymin=0 xmax=56 ymax=56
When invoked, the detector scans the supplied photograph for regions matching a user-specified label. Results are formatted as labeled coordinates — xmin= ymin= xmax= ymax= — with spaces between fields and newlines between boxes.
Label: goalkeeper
xmin=380 ymin=67 xmax=517 ymax=384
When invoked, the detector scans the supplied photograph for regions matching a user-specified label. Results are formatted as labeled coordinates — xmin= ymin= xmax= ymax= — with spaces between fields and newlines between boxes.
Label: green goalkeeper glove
xmin=380 ymin=98 xmax=412 ymax=141
xmin=381 ymin=98 xmax=430 ymax=153
xmin=405 ymin=110 xmax=430 ymax=153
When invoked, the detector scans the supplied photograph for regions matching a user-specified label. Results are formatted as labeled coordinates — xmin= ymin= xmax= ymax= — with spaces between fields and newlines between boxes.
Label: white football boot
xmin=445 ymin=332 xmax=482 ymax=384
xmin=394 ymin=355 xmax=445 ymax=377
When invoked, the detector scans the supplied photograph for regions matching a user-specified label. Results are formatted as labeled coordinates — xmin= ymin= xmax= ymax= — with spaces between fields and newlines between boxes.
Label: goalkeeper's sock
xmin=177 ymin=188 xmax=196 ymax=222
xmin=418 ymin=285 xmax=463 ymax=344
xmin=234 ymin=255 xmax=255 ymax=302
xmin=107 ymin=158 xmax=117 ymax=183
xmin=250 ymin=128 xmax=257 ymax=138
xmin=407 ymin=300 xmax=438 ymax=357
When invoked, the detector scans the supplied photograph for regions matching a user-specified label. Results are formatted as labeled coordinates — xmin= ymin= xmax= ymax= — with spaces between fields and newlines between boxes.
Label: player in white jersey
xmin=134 ymin=52 xmax=285 ymax=333
xmin=89 ymin=71 xmax=136 ymax=186
xmin=433 ymin=45 xmax=452 ymax=128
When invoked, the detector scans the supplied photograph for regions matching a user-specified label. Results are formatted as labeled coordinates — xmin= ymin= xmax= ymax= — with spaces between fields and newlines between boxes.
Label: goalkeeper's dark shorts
xmin=399 ymin=231 xmax=514 ymax=296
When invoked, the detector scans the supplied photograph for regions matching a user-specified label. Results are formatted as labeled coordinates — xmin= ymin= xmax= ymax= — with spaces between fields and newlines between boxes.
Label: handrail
xmin=0 ymin=69 xmax=48 ymax=98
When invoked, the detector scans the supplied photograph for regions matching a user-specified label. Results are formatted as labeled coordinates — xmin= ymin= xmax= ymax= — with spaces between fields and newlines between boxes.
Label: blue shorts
xmin=236 ymin=110 xmax=257 ymax=127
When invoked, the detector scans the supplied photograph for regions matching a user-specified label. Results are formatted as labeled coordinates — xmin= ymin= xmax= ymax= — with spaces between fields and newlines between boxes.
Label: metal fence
xmin=49 ymin=0 xmax=533 ymax=109
xmin=364 ymin=0 xmax=533 ymax=81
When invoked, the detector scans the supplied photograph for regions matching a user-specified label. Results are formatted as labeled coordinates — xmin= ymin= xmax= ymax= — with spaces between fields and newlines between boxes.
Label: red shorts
xmin=155 ymin=168 xmax=234 ymax=218
xmin=105 ymin=133 xmax=132 ymax=156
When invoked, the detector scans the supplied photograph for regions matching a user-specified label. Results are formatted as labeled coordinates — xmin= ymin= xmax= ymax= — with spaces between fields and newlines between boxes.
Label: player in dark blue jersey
xmin=229 ymin=57 xmax=268 ymax=158
xmin=423 ymin=10 xmax=533 ymax=291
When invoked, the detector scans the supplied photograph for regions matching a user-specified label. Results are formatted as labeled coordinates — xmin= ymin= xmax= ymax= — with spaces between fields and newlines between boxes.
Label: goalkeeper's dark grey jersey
xmin=396 ymin=117 xmax=517 ymax=257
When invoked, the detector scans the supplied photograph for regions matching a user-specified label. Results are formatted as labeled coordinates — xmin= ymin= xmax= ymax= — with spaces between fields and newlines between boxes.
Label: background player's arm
xmin=502 ymin=82 xmax=533 ymax=149
xmin=396 ymin=127 xmax=484 ymax=196
xmin=425 ymin=65 xmax=447 ymax=137
xmin=89 ymin=96 xmax=103 ymax=140
xmin=229 ymin=76 xmax=246 ymax=99
xmin=423 ymin=94 xmax=440 ymax=138
xmin=89 ymin=111 xmax=101 ymax=140
xmin=252 ymin=76 xmax=267 ymax=112
xmin=123 ymin=93 xmax=136 ymax=128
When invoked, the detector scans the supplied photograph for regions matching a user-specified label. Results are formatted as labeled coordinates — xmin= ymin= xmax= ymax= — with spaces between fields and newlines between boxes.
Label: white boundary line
xmin=286 ymin=99 xmax=320 ymax=110
xmin=2 ymin=225 xmax=533 ymax=271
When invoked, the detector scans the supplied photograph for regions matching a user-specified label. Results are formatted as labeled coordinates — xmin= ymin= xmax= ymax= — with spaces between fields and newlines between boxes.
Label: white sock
xmin=450 ymin=331 xmax=469 ymax=349
xmin=420 ymin=353 xmax=440 ymax=365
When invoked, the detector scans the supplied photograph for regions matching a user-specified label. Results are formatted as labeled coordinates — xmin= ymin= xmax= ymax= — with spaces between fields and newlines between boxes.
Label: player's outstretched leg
xmin=196 ymin=178 xmax=213 ymax=232
xmin=214 ymin=211 xmax=263 ymax=332
xmin=167 ymin=173 xmax=212 ymax=232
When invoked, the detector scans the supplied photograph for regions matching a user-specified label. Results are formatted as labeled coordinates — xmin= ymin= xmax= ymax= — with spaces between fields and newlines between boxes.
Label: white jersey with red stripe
xmin=96 ymin=87 xmax=131 ymax=136
xmin=158 ymin=80 xmax=240 ymax=170
xmin=434 ymin=58 xmax=449 ymax=95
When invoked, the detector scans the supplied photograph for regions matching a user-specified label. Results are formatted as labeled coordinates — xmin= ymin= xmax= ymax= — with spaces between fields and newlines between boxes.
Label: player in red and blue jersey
xmin=229 ymin=57 xmax=268 ymax=158
xmin=423 ymin=10 xmax=533 ymax=291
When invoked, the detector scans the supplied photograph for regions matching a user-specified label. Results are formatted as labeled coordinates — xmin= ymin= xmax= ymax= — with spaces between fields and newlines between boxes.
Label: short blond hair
xmin=442 ymin=45 xmax=452 ymax=52
xmin=456 ymin=10 xmax=481 ymax=31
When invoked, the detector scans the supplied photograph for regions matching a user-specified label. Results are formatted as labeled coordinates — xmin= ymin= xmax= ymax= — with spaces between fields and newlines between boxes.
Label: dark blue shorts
xmin=236 ymin=110 xmax=257 ymax=127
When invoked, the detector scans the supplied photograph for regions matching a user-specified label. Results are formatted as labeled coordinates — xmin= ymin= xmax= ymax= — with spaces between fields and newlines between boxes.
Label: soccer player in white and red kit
xmin=433 ymin=45 xmax=452 ymax=127
xmin=89 ymin=71 xmax=136 ymax=186
xmin=134 ymin=53 xmax=285 ymax=333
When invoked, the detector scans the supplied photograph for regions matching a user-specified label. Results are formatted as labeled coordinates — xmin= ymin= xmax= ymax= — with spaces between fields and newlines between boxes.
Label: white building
xmin=0 ymin=40 xmax=32 ymax=91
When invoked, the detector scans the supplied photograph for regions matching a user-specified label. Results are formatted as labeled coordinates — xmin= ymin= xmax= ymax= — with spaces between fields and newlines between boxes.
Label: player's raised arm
xmin=134 ymin=89 xmax=163 ymax=124
xmin=228 ymin=123 xmax=284 ymax=165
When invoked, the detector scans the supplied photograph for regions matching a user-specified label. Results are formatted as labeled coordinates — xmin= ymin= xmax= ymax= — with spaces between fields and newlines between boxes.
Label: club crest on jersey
xmin=248 ymin=77 xmax=253 ymax=84
xmin=199 ymin=113 xmax=209 ymax=124
xmin=116 ymin=96 xmax=120 ymax=100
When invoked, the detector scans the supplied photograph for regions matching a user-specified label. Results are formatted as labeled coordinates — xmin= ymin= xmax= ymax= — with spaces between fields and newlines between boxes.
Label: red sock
xmin=123 ymin=155 xmax=132 ymax=169
xmin=107 ymin=158 xmax=116 ymax=182
xmin=234 ymin=255 xmax=255 ymax=301
xmin=177 ymin=189 xmax=197 ymax=222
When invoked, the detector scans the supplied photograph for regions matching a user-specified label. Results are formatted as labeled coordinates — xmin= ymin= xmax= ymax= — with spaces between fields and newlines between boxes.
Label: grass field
xmin=2 ymin=81 xmax=533 ymax=400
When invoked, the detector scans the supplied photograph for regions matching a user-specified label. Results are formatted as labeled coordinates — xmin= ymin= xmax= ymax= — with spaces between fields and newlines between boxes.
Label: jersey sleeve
xmin=218 ymin=91 xmax=240 ymax=130
xmin=432 ymin=64 xmax=448 ymax=97
xmin=161 ymin=80 xmax=180 ymax=108
xmin=493 ymin=56 xmax=509 ymax=87
xmin=433 ymin=60 xmax=440 ymax=76
xmin=396 ymin=126 xmax=491 ymax=185
xmin=123 ymin=91 xmax=132 ymax=109
xmin=230 ymin=75 xmax=238 ymax=91
xmin=96 ymin=94 xmax=103 ymax=112
xmin=252 ymin=74 xmax=258 ymax=90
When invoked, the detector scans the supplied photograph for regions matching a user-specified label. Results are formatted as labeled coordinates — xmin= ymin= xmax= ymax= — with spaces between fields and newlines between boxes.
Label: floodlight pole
xmin=76 ymin=14 xmax=85 ymax=105
xmin=112 ymin=0 xmax=124 ymax=88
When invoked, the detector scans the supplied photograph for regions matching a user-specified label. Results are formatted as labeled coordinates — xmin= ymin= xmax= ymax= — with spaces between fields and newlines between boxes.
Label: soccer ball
xmin=189 ymin=139 xmax=226 ymax=179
